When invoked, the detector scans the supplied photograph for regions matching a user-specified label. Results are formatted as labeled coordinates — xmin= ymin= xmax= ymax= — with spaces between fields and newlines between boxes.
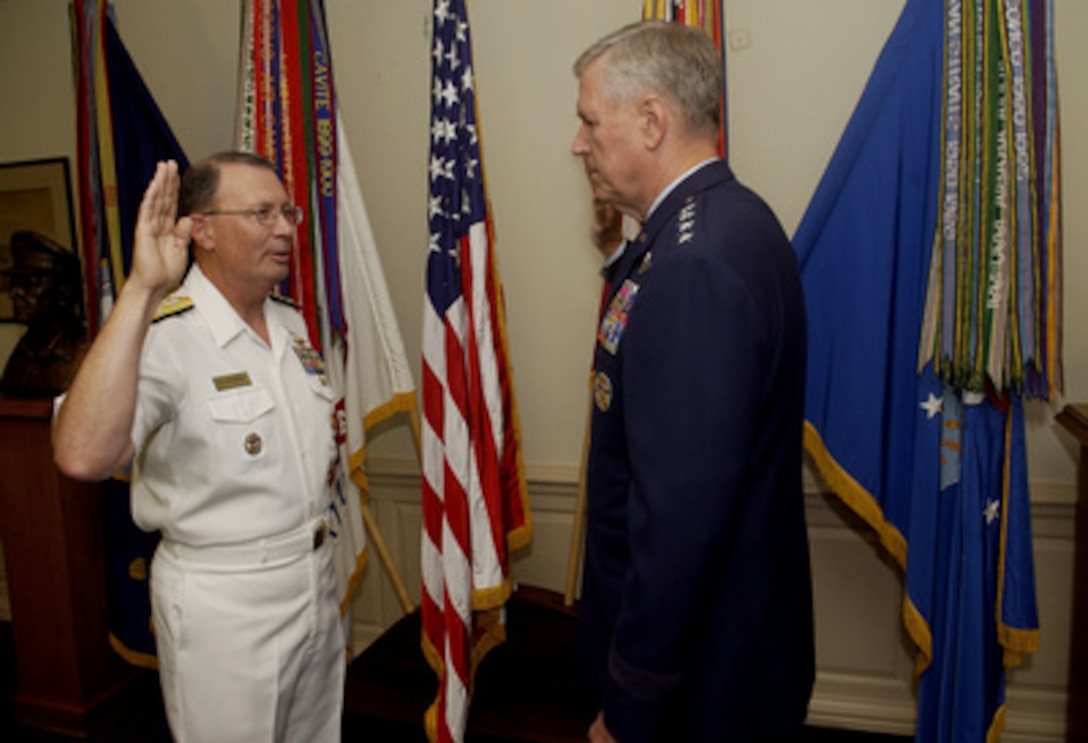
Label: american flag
xmin=420 ymin=1 xmax=531 ymax=742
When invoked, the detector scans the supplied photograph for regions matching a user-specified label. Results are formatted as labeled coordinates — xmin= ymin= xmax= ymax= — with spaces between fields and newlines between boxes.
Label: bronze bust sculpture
xmin=0 ymin=231 xmax=89 ymax=398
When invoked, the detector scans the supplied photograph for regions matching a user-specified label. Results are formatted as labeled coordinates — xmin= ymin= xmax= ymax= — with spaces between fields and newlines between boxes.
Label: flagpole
xmin=355 ymin=406 xmax=424 ymax=616
xmin=408 ymin=405 xmax=423 ymax=463
xmin=564 ymin=396 xmax=593 ymax=606
xmin=361 ymin=501 xmax=414 ymax=613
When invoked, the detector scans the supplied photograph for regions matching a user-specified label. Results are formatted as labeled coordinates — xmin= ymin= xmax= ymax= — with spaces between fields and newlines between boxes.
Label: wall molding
xmin=0 ymin=456 xmax=1070 ymax=740
xmin=355 ymin=457 xmax=1074 ymax=740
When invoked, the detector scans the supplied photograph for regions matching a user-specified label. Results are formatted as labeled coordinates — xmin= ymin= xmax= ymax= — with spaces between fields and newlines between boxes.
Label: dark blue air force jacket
xmin=579 ymin=159 xmax=815 ymax=742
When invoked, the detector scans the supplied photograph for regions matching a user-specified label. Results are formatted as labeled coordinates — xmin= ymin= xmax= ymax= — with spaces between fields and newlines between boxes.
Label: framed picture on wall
xmin=0 ymin=157 xmax=78 ymax=322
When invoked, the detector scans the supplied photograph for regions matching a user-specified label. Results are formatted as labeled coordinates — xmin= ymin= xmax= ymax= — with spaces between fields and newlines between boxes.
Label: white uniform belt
xmin=160 ymin=518 xmax=329 ymax=567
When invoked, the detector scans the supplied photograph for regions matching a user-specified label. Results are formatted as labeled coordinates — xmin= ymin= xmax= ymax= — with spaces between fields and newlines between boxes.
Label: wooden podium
xmin=1056 ymin=403 xmax=1088 ymax=743
xmin=0 ymin=397 xmax=138 ymax=736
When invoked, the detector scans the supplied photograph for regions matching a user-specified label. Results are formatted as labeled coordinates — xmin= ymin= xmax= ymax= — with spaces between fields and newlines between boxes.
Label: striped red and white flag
xmin=420 ymin=1 xmax=531 ymax=741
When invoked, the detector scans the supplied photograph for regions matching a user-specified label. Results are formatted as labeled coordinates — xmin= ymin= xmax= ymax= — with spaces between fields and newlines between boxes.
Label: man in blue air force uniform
xmin=572 ymin=21 xmax=814 ymax=743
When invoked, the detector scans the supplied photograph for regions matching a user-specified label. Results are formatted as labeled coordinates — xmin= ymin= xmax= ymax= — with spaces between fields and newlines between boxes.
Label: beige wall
xmin=0 ymin=1 xmax=1083 ymax=738
xmin=1 ymin=0 xmax=1083 ymax=483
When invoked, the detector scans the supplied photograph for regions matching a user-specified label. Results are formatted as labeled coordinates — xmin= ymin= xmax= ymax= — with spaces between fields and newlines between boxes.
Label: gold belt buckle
xmin=312 ymin=523 xmax=328 ymax=550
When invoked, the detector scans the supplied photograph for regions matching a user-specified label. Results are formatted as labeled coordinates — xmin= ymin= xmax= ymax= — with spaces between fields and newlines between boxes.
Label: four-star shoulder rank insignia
xmin=152 ymin=294 xmax=194 ymax=323
xmin=678 ymin=196 xmax=697 ymax=245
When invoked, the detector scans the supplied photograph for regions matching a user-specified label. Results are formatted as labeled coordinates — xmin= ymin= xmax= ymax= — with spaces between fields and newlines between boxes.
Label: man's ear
xmin=188 ymin=216 xmax=213 ymax=251
xmin=638 ymin=94 xmax=668 ymax=150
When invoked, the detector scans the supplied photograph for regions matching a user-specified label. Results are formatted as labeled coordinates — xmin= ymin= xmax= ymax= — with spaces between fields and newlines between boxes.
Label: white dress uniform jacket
xmin=133 ymin=264 xmax=344 ymax=743
xmin=132 ymin=263 xmax=338 ymax=546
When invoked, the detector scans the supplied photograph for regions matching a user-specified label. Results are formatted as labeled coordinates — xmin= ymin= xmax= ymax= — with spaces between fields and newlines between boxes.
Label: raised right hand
xmin=129 ymin=160 xmax=192 ymax=298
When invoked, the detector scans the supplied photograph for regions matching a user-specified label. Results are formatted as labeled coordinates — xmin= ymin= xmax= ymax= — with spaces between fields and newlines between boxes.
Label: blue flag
xmin=792 ymin=0 xmax=1039 ymax=740
xmin=72 ymin=2 xmax=188 ymax=668
xmin=102 ymin=16 xmax=190 ymax=277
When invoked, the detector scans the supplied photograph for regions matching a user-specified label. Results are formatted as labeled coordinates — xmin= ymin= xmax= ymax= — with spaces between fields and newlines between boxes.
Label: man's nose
xmin=571 ymin=127 xmax=588 ymax=156
xmin=272 ymin=212 xmax=296 ymax=235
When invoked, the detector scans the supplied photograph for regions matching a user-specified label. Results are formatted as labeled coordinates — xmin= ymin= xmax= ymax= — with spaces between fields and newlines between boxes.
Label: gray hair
xmin=574 ymin=20 xmax=722 ymax=140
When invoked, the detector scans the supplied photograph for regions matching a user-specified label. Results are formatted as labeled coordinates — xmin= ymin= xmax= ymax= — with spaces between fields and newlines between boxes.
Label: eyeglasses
xmin=201 ymin=204 xmax=304 ymax=227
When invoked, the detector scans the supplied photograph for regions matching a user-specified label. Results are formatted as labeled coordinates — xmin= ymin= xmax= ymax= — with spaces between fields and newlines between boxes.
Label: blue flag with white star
xmin=793 ymin=0 xmax=1039 ymax=739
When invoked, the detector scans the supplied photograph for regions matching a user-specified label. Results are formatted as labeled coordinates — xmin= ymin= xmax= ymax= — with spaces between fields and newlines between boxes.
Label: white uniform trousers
xmin=150 ymin=524 xmax=345 ymax=743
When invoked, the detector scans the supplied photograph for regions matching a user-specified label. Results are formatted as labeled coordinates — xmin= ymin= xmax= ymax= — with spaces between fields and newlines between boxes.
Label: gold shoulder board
xmin=152 ymin=295 xmax=195 ymax=323
xmin=269 ymin=292 xmax=301 ymax=310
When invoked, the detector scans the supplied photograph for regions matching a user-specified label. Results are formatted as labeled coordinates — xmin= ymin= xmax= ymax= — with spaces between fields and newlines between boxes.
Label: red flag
xmin=236 ymin=0 xmax=419 ymax=614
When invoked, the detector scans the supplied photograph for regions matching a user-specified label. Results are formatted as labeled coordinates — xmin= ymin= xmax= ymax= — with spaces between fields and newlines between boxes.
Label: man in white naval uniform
xmin=54 ymin=154 xmax=345 ymax=742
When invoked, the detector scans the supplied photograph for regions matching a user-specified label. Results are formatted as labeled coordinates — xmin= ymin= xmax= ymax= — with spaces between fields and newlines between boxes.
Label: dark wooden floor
xmin=1 ymin=586 xmax=912 ymax=742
